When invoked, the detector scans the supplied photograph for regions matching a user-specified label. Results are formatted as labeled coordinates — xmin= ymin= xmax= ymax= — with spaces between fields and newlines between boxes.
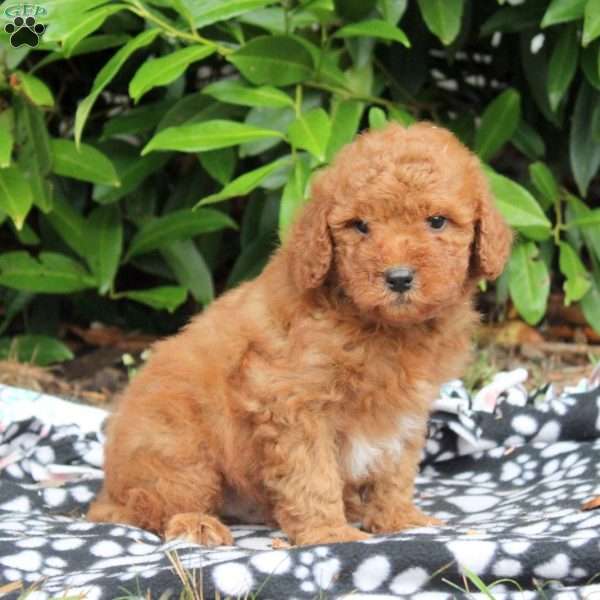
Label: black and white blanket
xmin=1 ymin=369 xmax=600 ymax=599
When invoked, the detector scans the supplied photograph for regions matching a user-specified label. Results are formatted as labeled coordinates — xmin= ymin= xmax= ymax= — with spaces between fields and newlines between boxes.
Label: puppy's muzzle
xmin=385 ymin=267 xmax=415 ymax=293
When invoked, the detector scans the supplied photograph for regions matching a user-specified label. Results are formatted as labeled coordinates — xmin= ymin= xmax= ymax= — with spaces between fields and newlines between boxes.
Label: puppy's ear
xmin=471 ymin=164 xmax=513 ymax=281
xmin=287 ymin=195 xmax=332 ymax=291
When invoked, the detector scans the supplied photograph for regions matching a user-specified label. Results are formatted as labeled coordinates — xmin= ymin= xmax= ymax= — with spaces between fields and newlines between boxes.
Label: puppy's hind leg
xmin=88 ymin=452 xmax=233 ymax=547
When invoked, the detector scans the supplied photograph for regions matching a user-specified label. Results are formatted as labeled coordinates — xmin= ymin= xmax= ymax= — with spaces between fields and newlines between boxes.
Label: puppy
xmin=88 ymin=122 xmax=512 ymax=546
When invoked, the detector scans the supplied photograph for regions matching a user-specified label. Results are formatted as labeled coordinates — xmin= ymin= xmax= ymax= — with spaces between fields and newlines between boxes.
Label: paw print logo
xmin=5 ymin=16 xmax=46 ymax=48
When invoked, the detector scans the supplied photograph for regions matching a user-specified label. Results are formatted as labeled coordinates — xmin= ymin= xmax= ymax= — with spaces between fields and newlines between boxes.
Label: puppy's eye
xmin=352 ymin=220 xmax=369 ymax=235
xmin=427 ymin=216 xmax=447 ymax=231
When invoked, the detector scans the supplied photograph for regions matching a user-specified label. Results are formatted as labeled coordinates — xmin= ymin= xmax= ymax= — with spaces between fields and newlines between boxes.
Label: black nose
xmin=385 ymin=267 xmax=415 ymax=293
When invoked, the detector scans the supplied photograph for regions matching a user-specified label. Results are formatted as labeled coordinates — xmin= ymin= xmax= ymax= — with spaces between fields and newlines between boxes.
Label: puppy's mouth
xmin=391 ymin=293 xmax=411 ymax=306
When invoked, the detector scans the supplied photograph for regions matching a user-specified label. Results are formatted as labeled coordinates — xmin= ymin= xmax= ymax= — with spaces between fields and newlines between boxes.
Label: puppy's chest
xmin=340 ymin=414 xmax=425 ymax=482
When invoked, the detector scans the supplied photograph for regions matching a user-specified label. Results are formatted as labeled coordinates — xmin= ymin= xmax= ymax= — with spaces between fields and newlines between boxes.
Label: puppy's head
xmin=286 ymin=122 xmax=513 ymax=324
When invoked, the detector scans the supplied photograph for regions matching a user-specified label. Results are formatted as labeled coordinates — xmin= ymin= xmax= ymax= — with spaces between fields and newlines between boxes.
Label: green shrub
xmin=0 ymin=0 xmax=599 ymax=364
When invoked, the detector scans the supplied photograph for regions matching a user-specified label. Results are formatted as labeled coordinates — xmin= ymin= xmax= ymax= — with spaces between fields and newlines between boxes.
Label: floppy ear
xmin=286 ymin=195 xmax=333 ymax=291
xmin=471 ymin=165 xmax=513 ymax=281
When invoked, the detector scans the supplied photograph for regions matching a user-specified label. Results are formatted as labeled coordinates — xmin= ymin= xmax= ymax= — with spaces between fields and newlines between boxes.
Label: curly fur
xmin=88 ymin=122 xmax=513 ymax=546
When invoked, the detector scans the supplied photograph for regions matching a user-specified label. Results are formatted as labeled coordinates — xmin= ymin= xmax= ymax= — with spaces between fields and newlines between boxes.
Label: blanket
xmin=1 ymin=370 xmax=600 ymax=599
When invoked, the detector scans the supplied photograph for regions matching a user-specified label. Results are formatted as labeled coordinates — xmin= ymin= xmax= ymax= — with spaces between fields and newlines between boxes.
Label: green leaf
xmin=60 ymin=4 xmax=127 ymax=56
xmin=14 ymin=71 xmax=54 ymax=108
xmin=547 ymin=25 xmax=579 ymax=111
xmin=581 ymin=273 xmax=600 ymax=334
xmin=30 ymin=0 xmax=110 ymax=42
xmin=326 ymin=99 xmax=364 ymax=162
xmin=0 ymin=335 xmax=73 ymax=366
xmin=334 ymin=0 xmax=377 ymax=21
xmin=143 ymin=119 xmax=282 ymax=155
xmin=485 ymin=168 xmax=552 ymax=240
xmin=519 ymin=32 xmax=557 ymax=126
xmin=50 ymin=139 xmax=120 ymax=186
xmin=581 ymin=40 xmax=600 ymax=90
xmin=157 ymin=93 xmax=235 ymax=132
xmin=85 ymin=204 xmax=122 ymax=294
xmin=559 ymin=241 xmax=591 ymax=305
xmin=368 ymin=106 xmax=387 ymax=129
xmin=584 ymin=0 xmax=600 ymax=46
xmin=14 ymin=98 xmax=53 ymax=212
xmin=570 ymin=80 xmax=600 ymax=196
xmin=512 ymin=119 xmax=546 ymax=160
xmin=202 ymin=79 xmax=294 ymax=108
xmin=126 ymin=208 xmax=237 ymax=259
xmin=335 ymin=19 xmax=410 ymax=47
xmin=481 ymin=4 xmax=545 ymax=36
xmin=565 ymin=194 xmax=600 ymax=262
xmin=345 ymin=63 xmax=374 ymax=96
xmin=0 ymin=109 xmax=14 ymax=168
xmin=227 ymin=230 xmax=276 ymax=288
xmin=93 ymin=151 xmax=168 ymax=204
xmin=0 ymin=251 xmax=96 ymax=293
xmin=199 ymin=147 xmax=237 ymax=185
xmin=447 ymin=114 xmax=475 ymax=147
xmin=147 ymin=0 xmax=195 ymax=27
xmin=0 ymin=166 xmax=33 ymax=230
xmin=288 ymin=108 xmax=331 ymax=163
xmin=12 ymin=221 xmax=39 ymax=246
xmin=474 ymin=88 xmax=521 ymax=162
xmin=185 ymin=0 xmax=276 ymax=28
xmin=44 ymin=193 xmax=88 ymax=258
xmin=239 ymin=105 xmax=295 ymax=157
xmin=416 ymin=0 xmax=464 ymax=45
xmin=542 ymin=0 xmax=587 ymax=27
xmin=75 ymin=28 xmax=160 ymax=146
xmin=197 ymin=156 xmax=292 ymax=206
xmin=34 ymin=34 xmax=131 ymax=70
xmin=14 ymin=102 xmax=49 ymax=174
xmin=279 ymin=156 xmax=310 ymax=237
xmin=303 ymin=0 xmax=336 ymax=23
xmin=0 ymin=291 xmax=32 ymax=336
xmin=161 ymin=240 xmax=214 ymax=305
xmin=118 ymin=286 xmax=187 ymax=313
xmin=129 ymin=45 xmax=216 ymax=102
xmin=508 ymin=241 xmax=550 ymax=325
xmin=228 ymin=35 xmax=314 ymax=86
xmin=311 ymin=46 xmax=347 ymax=88
xmin=237 ymin=7 xmax=296 ymax=32
xmin=378 ymin=0 xmax=408 ymax=24
xmin=529 ymin=161 xmax=559 ymax=211
xmin=388 ymin=105 xmax=416 ymax=127
xmin=101 ymin=99 xmax=174 ymax=139
xmin=568 ymin=208 xmax=600 ymax=228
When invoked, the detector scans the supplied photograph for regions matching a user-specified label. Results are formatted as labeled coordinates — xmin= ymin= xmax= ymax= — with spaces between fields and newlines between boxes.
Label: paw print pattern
xmin=4 ymin=16 xmax=46 ymax=48
xmin=1 ymin=382 xmax=600 ymax=598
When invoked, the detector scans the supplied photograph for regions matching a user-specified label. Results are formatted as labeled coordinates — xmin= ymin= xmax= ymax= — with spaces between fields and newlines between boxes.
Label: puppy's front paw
xmin=165 ymin=513 xmax=234 ymax=546
xmin=364 ymin=505 xmax=444 ymax=534
xmin=294 ymin=524 xmax=371 ymax=546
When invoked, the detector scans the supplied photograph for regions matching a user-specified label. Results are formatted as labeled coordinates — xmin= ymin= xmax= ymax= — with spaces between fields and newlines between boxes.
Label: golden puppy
xmin=88 ymin=122 xmax=512 ymax=546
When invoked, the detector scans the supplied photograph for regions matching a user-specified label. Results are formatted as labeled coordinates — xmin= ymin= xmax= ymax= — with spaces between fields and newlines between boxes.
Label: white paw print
xmin=500 ymin=453 xmax=539 ymax=485
xmin=292 ymin=547 xmax=342 ymax=594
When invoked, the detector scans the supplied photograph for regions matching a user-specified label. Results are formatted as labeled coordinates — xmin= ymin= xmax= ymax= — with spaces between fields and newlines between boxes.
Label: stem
xmin=294 ymin=84 xmax=303 ymax=117
xmin=553 ymin=191 xmax=564 ymax=245
xmin=283 ymin=0 xmax=290 ymax=34
xmin=305 ymin=80 xmax=397 ymax=110
xmin=127 ymin=1 xmax=232 ymax=55
xmin=314 ymin=24 xmax=330 ymax=82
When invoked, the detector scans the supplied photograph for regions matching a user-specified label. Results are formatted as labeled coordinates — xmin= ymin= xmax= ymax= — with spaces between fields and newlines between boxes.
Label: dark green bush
xmin=0 ymin=0 xmax=599 ymax=363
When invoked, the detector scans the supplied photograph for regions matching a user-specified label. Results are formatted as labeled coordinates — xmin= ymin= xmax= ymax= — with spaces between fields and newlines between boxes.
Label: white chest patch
xmin=344 ymin=415 xmax=425 ymax=481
